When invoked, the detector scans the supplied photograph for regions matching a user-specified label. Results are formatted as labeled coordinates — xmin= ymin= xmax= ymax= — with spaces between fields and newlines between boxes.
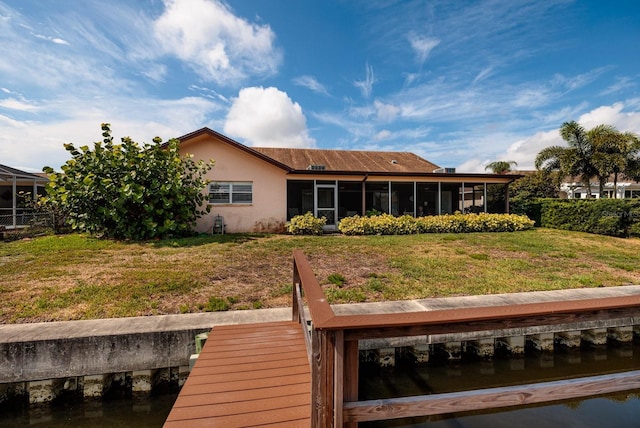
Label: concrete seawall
xmin=0 ymin=308 xmax=291 ymax=404
xmin=0 ymin=309 xmax=291 ymax=384
xmin=2 ymin=285 xmax=640 ymax=404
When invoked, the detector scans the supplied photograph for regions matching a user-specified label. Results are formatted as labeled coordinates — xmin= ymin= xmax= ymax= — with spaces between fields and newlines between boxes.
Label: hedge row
xmin=337 ymin=213 xmax=534 ymax=235
xmin=521 ymin=198 xmax=640 ymax=238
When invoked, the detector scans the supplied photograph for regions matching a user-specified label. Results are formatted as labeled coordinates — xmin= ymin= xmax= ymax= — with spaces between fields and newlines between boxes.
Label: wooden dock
xmin=163 ymin=320 xmax=311 ymax=427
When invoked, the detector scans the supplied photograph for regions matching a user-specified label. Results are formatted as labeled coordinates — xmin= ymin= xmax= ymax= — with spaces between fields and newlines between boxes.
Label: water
xmin=361 ymin=395 xmax=640 ymax=428
xmin=359 ymin=342 xmax=640 ymax=427
xmin=0 ymin=393 xmax=177 ymax=428
xmin=1 ymin=344 xmax=639 ymax=427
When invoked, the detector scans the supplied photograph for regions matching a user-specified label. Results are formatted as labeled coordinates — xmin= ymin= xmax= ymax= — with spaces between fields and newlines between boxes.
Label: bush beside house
xmin=286 ymin=212 xmax=534 ymax=236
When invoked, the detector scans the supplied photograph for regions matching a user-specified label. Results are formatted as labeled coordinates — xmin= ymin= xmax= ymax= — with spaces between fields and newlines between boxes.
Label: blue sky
xmin=1 ymin=0 xmax=640 ymax=173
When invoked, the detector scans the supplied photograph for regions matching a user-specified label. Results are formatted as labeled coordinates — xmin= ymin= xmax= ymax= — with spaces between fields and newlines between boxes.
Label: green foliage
xmin=365 ymin=208 xmax=383 ymax=217
xmin=327 ymin=273 xmax=346 ymax=287
xmin=338 ymin=213 xmax=534 ymax=235
xmin=42 ymin=124 xmax=214 ymax=240
xmin=205 ymin=296 xmax=230 ymax=312
xmin=540 ymin=198 xmax=640 ymax=237
xmin=509 ymin=171 xmax=561 ymax=224
xmin=484 ymin=160 xmax=517 ymax=174
xmin=287 ymin=212 xmax=326 ymax=235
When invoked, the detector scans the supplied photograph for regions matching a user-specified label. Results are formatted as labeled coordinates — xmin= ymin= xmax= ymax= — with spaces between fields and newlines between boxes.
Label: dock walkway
xmin=163 ymin=320 xmax=311 ymax=427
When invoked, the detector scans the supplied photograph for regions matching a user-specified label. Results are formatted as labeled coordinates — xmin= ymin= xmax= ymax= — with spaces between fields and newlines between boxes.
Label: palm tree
xmin=535 ymin=121 xmax=597 ymax=198
xmin=484 ymin=160 xmax=517 ymax=174
xmin=589 ymin=125 xmax=640 ymax=198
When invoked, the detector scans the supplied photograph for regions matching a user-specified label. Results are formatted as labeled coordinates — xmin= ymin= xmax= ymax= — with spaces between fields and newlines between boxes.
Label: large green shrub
xmin=540 ymin=198 xmax=640 ymax=237
xmin=42 ymin=124 xmax=214 ymax=240
xmin=338 ymin=213 xmax=534 ymax=235
xmin=287 ymin=212 xmax=326 ymax=235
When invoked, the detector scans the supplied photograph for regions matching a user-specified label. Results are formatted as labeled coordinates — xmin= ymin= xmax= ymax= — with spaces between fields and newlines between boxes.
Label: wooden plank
xmin=164 ymin=320 xmax=311 ymax=427
xmin=165 ymin=405 xmax=310 ymax=428
xmin=322 ymin=295 xmax=640 ymax=331
xmin=171 ymin=383 xmax=310 ymax=408
xmin=294 ymin=249 xmax=335 ymax=326
xmin=185 ymin=364 xmax=311 ymax=385
xmin=343 ymin=370 xmax=640 ymax=423
xmin=343 ymin=340 xmax=359 ymax=428
xmin=192 ymin=350 xmax=309 ymax=367
xmin=186 ymin=356 xmax=309 ymax=376
xmin=295 ymin=283 xmax=313 ymax=363
xmin=336 ymin=307 xmax=640 ymax=340
xmin=166 ymin=392 xmax=310 ymax=420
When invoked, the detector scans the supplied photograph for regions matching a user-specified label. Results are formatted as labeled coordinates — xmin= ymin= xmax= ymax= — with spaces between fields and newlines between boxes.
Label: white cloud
xmin=293 ymin=75 xmax=329 ymax=96
xmin=577 ymin=102 xmax=640 ymax=132
xmin=552 ymin=67 xmax=610 ymax=92
xmin=373 ymin=100 xmax=400 ymax=122
xmin=224 ymin=86 xmax=315 ymax=148
xmin=407 ymin=32 xmax=440 ymax=64
xmin=354 ymin=63 xmax=376 ymax=99
xmin=153 ymin=0 xmax=281 ymax=86
xmin=0 ymin=97 xmax=39 ymax=111
xmin=373 ymin=130 xmax=392 ymax=141
xmin=32 ymin=32 xmax=69 ymax=45
xmin=472 ymin=66 xmax=494 ymax=85
xmin=601 ymin=76 xmax=637 ymax=96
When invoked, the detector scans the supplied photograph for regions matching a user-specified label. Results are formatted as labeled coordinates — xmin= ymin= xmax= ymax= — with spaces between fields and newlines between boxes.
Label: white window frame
xmin=209 ymin=182 xmax=253 ymax=204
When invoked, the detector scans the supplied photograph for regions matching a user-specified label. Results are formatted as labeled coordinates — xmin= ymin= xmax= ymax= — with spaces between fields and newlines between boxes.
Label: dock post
xmin=581 ymin=328 xmax=608 ymax=347
xmin=83 ymin=374 xmax=114 ymax=399
xmin=608 ymin=326 xmax=634 ymax=344
xmin=28 ymin=378 xmax=64 ymax=404
xmin=527 ymin=333 xmax=555 ymax=352
xmin=467 ymin=338 xmax=495 ymax=358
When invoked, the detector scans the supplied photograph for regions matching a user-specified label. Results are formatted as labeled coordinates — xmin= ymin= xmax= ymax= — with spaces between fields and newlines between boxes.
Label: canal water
xmin=359 ymin=341 xmax=640 ymax=427
xmin=1 ymin=342 xmax=638 ymax=427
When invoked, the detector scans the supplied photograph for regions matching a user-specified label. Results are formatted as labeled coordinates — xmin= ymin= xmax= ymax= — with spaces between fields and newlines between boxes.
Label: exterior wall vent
xmin=307 ymin=164 xmax=326 ymax=171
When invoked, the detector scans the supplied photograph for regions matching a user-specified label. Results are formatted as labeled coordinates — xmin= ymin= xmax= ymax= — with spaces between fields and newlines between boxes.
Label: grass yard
xmin=1 ymin=228 xmax=640 ymax=323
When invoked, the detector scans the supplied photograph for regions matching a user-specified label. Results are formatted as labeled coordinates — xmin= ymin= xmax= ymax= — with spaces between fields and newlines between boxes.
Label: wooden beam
xmin=343 ymin=340 xmax=359 ymax=428
xmin=293 ymin=249 xmax=335 ymax=327
xmin=311 ymin=329 xmax=337 ymax=427
xmin=342 ymin=306 xmax=640 ymax=341
xmin=319 ymin=295 xmax=640 ymax=332
xmin=343 ymin=370 xmax=640 ymax=423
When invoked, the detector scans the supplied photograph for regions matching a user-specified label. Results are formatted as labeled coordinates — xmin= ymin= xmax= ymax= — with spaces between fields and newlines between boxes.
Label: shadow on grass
xmin=150 ymin=233 xmax=272 ymax=248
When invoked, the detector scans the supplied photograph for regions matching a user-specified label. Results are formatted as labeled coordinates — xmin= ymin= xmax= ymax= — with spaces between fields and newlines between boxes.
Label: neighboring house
xmin=560 ymin=175 xmax=640 ymax=199
xmin=0 ymin=164 xmax=48 ymax=228
xmin=177 ymin=128 xmax=520 ymax=233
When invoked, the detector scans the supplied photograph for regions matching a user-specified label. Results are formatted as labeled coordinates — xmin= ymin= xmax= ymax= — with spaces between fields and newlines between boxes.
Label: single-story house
xmin=560 ymin=175 xmax=640 ymax=199
xmin=0 ymin=164 xmax=48 ymax=229
xmin=177 ymin=128 xmax=520 ymax=233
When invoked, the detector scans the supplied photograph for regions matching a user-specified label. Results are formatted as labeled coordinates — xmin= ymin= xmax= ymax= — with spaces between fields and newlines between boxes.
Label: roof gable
xmin=178 ymin=128 xmax=440 ymax=174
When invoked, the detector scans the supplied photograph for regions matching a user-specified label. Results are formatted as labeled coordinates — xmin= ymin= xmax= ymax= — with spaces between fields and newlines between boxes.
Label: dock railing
xmin=291 ymin=249 xmax=640 ymax=427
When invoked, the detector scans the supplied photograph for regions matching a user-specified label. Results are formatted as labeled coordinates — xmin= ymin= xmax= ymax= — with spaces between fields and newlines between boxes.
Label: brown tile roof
xmin=251 ymin=147 xmax=440 ymax=174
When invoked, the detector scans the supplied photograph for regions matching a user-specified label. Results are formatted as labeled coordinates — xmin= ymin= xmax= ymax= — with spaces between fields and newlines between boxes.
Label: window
xmin=209 ymin=182 xmax=252 ymax=204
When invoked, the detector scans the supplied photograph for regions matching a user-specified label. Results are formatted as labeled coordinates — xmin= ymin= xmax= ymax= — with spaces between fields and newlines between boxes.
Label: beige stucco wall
xmin=179 ymin=134 xmax=287 ymax=233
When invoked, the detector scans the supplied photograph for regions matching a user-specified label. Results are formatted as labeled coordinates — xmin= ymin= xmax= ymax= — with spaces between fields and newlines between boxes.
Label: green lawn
xmin=1 ymin=229 xmax=639 ymax=323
